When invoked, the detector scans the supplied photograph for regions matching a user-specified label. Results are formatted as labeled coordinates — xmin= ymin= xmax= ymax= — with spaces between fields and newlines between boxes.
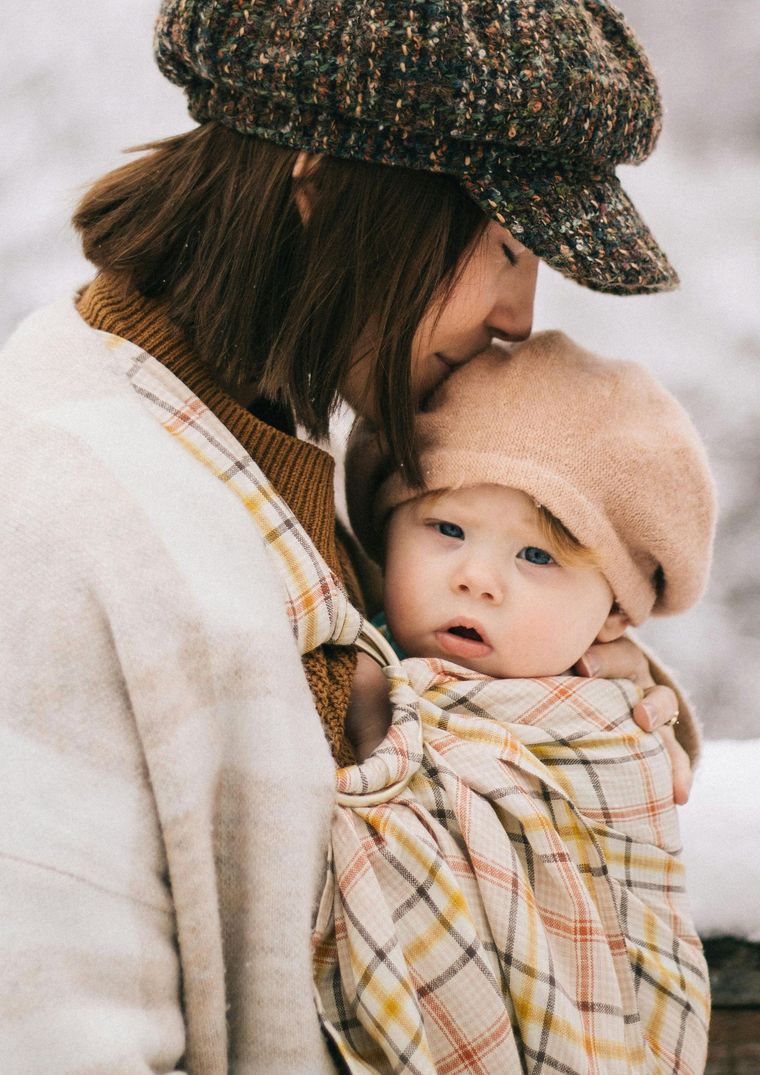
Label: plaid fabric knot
xmin=335 ymin=662 xmax=424 ymax=807
xmin=314 ymin=658 xmax=710 ymax=1075
xmin=125 ymin=353 xmax=708 ymax=1075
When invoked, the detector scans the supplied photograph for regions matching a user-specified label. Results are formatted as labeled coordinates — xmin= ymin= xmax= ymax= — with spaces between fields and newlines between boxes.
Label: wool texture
xmin=78 ymin=273 xmax=360 ymax=766
xmin=109 ymin=335 xmax=708 ymax=1074
xmin=0 ymin=298 xmax=341 ymax=1074
xmin=154 ymin=0 xmax=678 ymax=294
xmin=348 ymin=331 xmax=716 ymax=624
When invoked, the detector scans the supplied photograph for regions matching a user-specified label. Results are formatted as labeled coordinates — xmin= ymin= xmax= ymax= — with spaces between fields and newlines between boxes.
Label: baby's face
xmin=383 ymin=484 xmax=616 ymax=678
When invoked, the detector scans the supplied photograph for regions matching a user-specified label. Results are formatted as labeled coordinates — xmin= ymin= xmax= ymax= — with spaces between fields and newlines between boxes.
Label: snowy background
xmin=1 ymin=2 xmax=758 ymax=933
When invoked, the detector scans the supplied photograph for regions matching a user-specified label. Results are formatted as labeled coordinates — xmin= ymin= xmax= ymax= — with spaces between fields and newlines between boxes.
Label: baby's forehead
xmin=404 ymin=483 xmax=541 ymax=523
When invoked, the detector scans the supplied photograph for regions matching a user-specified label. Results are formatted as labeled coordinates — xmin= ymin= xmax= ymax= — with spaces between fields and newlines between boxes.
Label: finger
xmin=632 ymin=684 xmax=679 ymax=732
xmin=576 ymin=636 xmax=653 ymax=687
xmin=657 ymin=725 xmax=693 ymax=806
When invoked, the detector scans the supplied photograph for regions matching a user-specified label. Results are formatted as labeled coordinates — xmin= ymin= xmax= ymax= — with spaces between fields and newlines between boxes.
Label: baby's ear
xmin=595 ymin=604 xmax=630 ymax=643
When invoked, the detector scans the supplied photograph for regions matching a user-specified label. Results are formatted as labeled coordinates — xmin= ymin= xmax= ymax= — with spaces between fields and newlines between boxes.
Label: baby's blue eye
xmin=518 ymin=546 xmax=555 ymax=565
xmin=434 ymin=521 xmax=465 ymax=540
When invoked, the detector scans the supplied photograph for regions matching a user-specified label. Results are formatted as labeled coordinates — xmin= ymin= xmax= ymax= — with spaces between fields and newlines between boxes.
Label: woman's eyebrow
xmin=502 ymin=242 xmax=519 ymax=266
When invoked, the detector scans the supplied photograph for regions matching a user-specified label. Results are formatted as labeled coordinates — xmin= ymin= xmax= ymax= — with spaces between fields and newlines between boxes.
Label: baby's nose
xmin=455 ymin=566 xmax=504 ymax=604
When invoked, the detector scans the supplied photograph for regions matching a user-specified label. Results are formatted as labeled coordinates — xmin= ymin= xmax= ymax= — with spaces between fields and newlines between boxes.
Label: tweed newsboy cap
xmin=346 ymin=332 xmax=716 ymax=624
xmin=155 ymin=0 xmax=678 ymax=295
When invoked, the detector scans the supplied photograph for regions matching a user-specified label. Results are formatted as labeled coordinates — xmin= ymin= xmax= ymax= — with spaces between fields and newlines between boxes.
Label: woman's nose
xmin=488 ymin=252 xmax=539 ymax=344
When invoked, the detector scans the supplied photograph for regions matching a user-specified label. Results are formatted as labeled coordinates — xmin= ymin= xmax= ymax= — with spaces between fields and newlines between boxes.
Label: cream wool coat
xmin=0 ymin=299 xmax=338 ymax=1075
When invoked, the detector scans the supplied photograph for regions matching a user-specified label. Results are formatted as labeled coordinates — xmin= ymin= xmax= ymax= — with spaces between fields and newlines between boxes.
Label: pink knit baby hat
xmin=347 ymin=331 xmax=716 ymax=624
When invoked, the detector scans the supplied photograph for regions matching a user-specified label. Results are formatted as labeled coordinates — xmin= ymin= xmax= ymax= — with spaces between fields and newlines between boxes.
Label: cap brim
xmin=461 ymin=162 xmax=678 ymax=295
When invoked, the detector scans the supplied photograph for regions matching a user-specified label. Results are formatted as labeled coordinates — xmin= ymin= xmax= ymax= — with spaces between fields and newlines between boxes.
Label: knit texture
xmin=154 ymin=0 xmax=678 ymax=294
xmin=348 ymin=331 xmax=716 ymax=624
xmin=0 ymin=297 xmax=341 ymax=1073
xmin=110 ymin=331 xmax=708 ymax=1073
xmin=78 ymin=273 xmax=360 ymax=765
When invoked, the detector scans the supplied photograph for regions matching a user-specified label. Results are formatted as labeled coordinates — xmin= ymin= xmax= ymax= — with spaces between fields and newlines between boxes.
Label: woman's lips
xmin=419 ymin=353 xmax=479 ymax=409
xmin=434 ymin=624 xmax=493 ymax=660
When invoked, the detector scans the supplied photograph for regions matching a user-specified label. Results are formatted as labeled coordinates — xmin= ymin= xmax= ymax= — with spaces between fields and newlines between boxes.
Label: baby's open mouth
xmin=435 ymin=622 xmax=493 ymax=660
xmin=447 ymin=625 xmax=484 ymax=643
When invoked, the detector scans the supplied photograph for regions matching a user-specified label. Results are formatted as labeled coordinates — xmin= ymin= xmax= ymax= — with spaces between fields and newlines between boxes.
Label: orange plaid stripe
xmin=315 ymin=660 xmax=709 ymax=1075
xmin=125 ymin=349 xmax=362 ymax=655
xmin=126 ymin=351 xmax=708 ymax=1074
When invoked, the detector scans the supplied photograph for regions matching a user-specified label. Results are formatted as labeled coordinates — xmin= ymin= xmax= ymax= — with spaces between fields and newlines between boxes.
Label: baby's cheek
xmin=387 ymin=604 xmax=417 ymax=652
xmin=517 ymin=606 xmax=587 ymax=676
xmin=386 ymin=592 xmax=426 ymax=657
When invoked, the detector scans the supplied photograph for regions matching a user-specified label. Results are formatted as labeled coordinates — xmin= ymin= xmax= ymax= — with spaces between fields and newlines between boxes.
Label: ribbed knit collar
xmin=76 ymin=273 xmax=341 ymax=576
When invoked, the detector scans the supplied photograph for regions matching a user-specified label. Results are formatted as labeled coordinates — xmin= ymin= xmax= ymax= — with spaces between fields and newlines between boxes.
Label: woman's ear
xmin=595 ymin=603 xmax=630 ymax=643
xmin=291 ymin=150 xmax=321 ymax=224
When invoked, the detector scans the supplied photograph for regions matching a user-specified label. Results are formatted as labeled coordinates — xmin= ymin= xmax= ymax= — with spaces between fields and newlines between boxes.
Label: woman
xmin=0 ymin=1 xmax=695 ymax=1072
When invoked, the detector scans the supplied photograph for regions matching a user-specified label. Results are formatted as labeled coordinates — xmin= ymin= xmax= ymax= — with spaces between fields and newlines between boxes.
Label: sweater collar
xmin=76 ymin=273 xmax=340 ymax=575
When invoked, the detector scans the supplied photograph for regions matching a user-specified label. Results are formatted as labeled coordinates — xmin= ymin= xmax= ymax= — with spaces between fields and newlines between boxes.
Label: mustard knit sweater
xmin=78 ymin=273 xmax=361 ymax=766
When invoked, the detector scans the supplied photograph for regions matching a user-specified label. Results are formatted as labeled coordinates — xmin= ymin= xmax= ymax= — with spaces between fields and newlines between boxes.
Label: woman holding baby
xmin=0 ymin=1 xmax=710 ymax=1072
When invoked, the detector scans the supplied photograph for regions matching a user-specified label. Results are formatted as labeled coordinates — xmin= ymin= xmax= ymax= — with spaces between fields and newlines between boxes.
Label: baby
xmin=345 ymin=330 xmax=715 ymax=753
xmin=321 ymin=331 xmax=715 ymax=1074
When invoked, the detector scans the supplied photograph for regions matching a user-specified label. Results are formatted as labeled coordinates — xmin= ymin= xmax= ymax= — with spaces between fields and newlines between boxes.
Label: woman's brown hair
xmin=73 ymin=123 xmax=489 ymax=481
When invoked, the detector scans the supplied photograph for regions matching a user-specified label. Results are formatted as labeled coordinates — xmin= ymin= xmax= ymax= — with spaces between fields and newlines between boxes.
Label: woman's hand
xmin=346 ymin=652 xmax=393 ymax=763
xmin=575 ymin=637 xmax=692 ymax=805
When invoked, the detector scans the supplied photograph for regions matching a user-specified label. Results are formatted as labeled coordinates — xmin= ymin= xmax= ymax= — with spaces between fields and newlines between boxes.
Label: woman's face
xmin=411 ymin=222 xmax=540 ymax=408
xmin=341 ymin=221 xmax=540 ymax=419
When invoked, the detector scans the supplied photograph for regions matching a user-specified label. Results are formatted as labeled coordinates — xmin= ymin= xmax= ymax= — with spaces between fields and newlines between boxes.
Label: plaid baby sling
xmin=315 ymin=663 xmax=709 ymax=1075
xmin=128 ymin=351 xmax=709 ymax=1075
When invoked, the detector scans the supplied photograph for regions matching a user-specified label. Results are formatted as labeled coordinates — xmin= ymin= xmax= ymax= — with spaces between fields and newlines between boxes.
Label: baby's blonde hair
xmin=395 ymin=485 xmax=600 ymax=569
xmin=535 ymin=504 xmax=599 ymax=569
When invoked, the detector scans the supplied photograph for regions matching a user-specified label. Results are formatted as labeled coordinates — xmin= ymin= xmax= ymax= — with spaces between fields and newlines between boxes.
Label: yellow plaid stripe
xmin=125 ymin=352 xmax=708 ymax=1074
xmin=316 ymin=660 xmax=709 ymax=1075
xmin=125 ymin=350 xmax=362 ymax=654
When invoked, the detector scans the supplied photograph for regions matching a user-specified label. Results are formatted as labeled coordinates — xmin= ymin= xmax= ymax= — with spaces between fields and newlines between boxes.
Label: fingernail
xmin=640 ymin=703 xmax=656 ymax=731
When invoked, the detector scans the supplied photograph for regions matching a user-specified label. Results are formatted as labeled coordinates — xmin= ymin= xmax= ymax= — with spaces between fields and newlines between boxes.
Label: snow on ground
xmin=681 ymin=739 xmax=760 ymax=940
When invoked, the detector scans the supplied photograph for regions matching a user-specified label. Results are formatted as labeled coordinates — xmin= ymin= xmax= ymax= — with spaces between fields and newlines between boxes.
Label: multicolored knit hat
xmin=346 ymin=332 xmax=716 ymax=624
xmin=154 ymin=0 xmax=678 ymax=295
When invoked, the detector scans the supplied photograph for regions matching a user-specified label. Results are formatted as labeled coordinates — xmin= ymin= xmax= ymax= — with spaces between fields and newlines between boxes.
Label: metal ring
xmin=664 ymin=713 xmax=680 ymax=727
xmin=353 ymin=620 xmax=399 ymax=667
xmin=336 ymin=619 xmax=423 ymax=808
